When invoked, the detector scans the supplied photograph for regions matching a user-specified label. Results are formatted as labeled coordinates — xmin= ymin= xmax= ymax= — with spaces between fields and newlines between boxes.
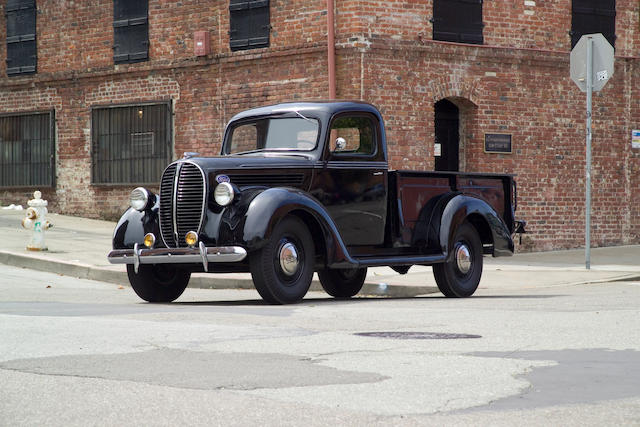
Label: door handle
xmin=373 ymin=171 xmax=383 ymax=176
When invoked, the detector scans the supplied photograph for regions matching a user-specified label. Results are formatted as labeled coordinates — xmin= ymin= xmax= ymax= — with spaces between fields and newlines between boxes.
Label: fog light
xmin=185 ymin=231 xmax=198 ymax=247
xmin=144 ymin=233 xmax=156 ymax=248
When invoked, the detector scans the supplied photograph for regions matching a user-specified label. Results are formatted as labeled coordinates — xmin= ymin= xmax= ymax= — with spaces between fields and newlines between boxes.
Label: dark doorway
xmin=434 ymin=99 xmax=460 ymax=172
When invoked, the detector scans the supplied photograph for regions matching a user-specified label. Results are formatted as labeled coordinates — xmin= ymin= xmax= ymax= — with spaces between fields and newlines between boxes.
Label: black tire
xmin=126 ymin=264 xmax=191 ymax=303
xmin=433 ymin=222 xmax=483 ymax=298
xmin=249 ymin=216 xmax=315 ymax=304
xmin=318 ymin=267 xmax=367 ymax=298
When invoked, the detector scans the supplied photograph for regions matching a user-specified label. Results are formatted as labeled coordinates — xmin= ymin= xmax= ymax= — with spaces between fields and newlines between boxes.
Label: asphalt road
xmin=1 ymin=264 xmax=639 ymax=426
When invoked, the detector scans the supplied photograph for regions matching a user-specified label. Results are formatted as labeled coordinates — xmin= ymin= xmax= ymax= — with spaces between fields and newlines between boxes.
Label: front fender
xmin=112 ymin=198 xmax=161 ymax=249
xmin=240 ymin=187 xmax=353 ymax=266
xmin=439 ymin=195 xmax=514 ymax=258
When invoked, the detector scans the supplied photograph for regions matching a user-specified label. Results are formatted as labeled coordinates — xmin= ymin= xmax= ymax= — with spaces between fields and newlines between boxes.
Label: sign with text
xmin=484 ymin=133 xmax=512 ymax=154
xmin=633 ymin=130 xmax=640 ymax=149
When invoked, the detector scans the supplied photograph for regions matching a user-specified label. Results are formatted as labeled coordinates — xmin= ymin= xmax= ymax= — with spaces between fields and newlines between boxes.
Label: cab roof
xmin=227 ymin=101 xmax=384 ymax=123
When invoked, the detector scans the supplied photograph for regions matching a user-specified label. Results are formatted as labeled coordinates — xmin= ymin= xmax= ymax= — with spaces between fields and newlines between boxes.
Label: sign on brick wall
xmin=484 ymin=133 xmax=512 ymax=154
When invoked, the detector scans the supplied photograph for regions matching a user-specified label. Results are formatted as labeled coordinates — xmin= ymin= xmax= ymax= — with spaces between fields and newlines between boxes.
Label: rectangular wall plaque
xmin=484 ymin=133 xmax=512 ymax=154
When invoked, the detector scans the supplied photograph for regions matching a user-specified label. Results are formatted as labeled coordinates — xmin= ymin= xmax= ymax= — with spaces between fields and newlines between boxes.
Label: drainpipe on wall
xmin=327 ymin=0 xmax=336 ymax=99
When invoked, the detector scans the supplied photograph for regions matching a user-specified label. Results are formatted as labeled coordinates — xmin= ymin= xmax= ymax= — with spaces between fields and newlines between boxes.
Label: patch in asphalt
xmin=0 ymin=349 xmax=387 ymax=390
xmin=467 ymin=349 xmax=640 ymax=411
xmin=355 ymin=331 xmax=482 ymax=339
xmin=0 ymin=301 xmax=293 ymax=317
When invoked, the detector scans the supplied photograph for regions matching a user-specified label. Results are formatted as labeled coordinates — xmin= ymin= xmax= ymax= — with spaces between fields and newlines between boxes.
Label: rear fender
xmin=439 ymin=195 xmax=514 ymax=259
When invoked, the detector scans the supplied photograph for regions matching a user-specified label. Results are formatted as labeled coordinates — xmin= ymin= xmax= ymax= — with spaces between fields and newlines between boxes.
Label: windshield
xmin=224 ymin=117 xmax=319 ymax=155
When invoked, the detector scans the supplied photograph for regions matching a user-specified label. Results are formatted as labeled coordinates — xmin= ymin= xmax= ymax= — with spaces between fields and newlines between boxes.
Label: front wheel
xmin=318 ymin=267 xmax=367 ymax=298
xmin=249 ymin=216 xmax=315 ymax=304
xmin=126 ymin=264 xmax=190 ymax=302
xmin=433 ymin=222 xmax=483 ymax=298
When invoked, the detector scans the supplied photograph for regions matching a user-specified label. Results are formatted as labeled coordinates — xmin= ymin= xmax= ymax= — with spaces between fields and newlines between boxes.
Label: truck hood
xmin=183 ymin=154 xmax=314 ymax=172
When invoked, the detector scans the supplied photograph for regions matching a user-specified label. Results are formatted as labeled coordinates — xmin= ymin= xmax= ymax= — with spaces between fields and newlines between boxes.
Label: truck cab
xmin=108 ymin=101 xmax=524 ymax=304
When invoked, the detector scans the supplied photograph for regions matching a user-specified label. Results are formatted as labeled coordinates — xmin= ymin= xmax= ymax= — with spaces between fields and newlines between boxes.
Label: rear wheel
xmin=433 ymin=222 xmax=483 ymax=298
xmin=126 ymin=264 xmax=190 ymax=303
xmin=318 ymin=267 xmax=367 ymax=298
xmin=249 ymin=216 xmax=315 ymax=304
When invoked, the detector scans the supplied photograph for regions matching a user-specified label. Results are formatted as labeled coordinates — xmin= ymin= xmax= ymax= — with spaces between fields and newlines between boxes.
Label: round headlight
xmin=130 ymin=187 xmax=150 ymax=211
xmin=214 ymin=182 xmax=234 ymax=206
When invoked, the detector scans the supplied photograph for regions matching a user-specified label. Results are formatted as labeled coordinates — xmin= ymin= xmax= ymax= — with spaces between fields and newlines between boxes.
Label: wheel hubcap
xmin=279 ymin=241 xmax=299 ymax=276
xmin=455 ymin=244 xmax=472 ymax=274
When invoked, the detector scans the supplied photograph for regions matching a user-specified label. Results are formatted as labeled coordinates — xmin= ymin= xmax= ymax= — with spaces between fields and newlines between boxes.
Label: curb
xmin=0 ymin=250 xmax=438 ymax=297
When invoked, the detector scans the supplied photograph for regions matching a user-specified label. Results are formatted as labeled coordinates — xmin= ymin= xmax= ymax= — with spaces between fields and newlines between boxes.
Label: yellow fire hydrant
xmin=21 ymin=190 xmax=53 ymax=251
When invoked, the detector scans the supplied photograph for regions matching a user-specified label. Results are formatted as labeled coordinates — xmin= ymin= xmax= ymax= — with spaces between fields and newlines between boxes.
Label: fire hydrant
xmin=21 ymin=191 xmax=53 ymax=251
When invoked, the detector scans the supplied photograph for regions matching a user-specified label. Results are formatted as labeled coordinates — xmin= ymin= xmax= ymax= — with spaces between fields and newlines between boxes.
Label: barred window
xmin=0 ymin=112 xmax=55 ymax=188
xmin=229 ymin=0 xmax=270 ymax=51
xmin=6 ymin=0 xmax=37 ymax=76
xmin=113 ymin=0 xmax=149 ymax=63
xmin=571 ymin=0 xmax=616 ymax=48
xmin=91 ymin=104 xmax=171 ymax=185
xmin=432 ymin=0 xmax=483 ymax=45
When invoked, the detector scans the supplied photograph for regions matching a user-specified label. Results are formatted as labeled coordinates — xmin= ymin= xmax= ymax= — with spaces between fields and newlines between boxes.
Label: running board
xmin=352 ymin=254 xmax=446 ymax=267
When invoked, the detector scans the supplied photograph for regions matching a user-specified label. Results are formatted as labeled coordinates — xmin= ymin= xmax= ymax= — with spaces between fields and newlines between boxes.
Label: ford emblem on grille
xmin=216 ymin=174 xmax=230 ymax=183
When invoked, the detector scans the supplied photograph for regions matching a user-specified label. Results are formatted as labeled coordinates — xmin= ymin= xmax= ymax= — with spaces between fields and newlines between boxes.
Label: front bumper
xmin=107 ymin=242 xmax=247 ymax=273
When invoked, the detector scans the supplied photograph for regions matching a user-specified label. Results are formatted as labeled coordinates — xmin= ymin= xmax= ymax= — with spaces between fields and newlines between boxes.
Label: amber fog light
xmin=144 ymin=233 xmax=156 ymax=248
xmin=185 ymin=231 xmax=198 ymax=247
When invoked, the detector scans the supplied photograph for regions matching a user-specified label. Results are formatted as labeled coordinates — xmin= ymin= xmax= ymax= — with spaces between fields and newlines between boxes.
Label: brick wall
xmin=0 ymin=0 xmax=638 ymax=251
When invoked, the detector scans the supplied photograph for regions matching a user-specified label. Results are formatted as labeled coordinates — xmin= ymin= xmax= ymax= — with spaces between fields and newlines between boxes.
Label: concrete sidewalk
xmin=1 ymin=208 xmax=639 ymax=297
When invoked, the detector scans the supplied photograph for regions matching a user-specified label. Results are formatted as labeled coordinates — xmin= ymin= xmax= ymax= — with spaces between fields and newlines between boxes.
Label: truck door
xmin=312 ymin=114 xmax=387 ymax=246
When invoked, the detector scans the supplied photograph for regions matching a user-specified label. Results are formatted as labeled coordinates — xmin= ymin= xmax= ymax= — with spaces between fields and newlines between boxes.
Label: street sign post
xmin=570 ymin=34 xmax=614 ymax=270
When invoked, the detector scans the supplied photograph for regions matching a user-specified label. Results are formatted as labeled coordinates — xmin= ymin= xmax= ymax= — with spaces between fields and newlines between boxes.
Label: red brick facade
xmin=0 ymin=0 xmax=638 ymax=251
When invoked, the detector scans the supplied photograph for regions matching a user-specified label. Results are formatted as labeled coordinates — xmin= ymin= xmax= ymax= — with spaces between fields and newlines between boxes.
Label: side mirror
xmin=334 ymin=137 xmax=346 ymax=151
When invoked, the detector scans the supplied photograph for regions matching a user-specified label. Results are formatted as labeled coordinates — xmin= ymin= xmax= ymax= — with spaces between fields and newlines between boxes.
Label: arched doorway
xmin=434 ymin=99 xmax=460 ymax=172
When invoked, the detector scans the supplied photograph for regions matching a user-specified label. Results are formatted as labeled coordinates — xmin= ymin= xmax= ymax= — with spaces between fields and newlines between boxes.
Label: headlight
xmin=214 ymin=182 xmax=234 ymax=206
xmin=130 ymin=187 xmax=150 ymax=211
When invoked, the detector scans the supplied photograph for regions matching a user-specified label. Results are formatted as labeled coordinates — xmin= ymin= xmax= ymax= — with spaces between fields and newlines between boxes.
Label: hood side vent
xmin=227 ymin=174 xmax=304 ymax=187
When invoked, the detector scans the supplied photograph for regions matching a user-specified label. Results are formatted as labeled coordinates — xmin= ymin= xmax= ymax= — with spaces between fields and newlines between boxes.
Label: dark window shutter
xmin=433 ymin=0 xmax=483 ymax=45
xmin=113 ymin=0 xmax=149 ymax=63
xmin=229 ymin=0 xmax=270 ymax=51
xmin=571 ymin=0 xmax=615 ymax=48
xmin=6 ymin=0 xmax=37 ymax=76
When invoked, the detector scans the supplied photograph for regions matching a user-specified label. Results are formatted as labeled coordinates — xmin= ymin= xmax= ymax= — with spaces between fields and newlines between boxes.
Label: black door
xmin=434 ymin=99 xmax=460 ymax=172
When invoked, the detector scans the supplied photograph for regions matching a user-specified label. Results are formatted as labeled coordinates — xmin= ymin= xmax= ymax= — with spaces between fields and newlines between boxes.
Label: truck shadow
xmin=172 ymin=294 xmax=563 ymax=307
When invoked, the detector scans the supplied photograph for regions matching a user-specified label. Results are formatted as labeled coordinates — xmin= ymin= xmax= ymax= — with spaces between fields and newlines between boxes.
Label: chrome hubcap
xmin=455 ymin=244 xmax=472 ymax=274
xmin=279 ymin=242 xmax=299 ymax=276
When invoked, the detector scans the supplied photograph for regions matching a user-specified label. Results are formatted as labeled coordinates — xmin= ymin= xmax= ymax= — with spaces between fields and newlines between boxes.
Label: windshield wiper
xmin=231 ymin=148 xmax=268 ymax=156
xmin=295 ymin=111 xmax=314 ymax=122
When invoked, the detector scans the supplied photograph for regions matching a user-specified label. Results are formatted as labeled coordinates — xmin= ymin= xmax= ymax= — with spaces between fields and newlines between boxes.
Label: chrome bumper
xmin=107 ymin=242 xmax=247 ymax=273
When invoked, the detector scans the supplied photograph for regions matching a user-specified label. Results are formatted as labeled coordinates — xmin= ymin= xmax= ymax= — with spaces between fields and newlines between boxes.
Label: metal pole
xmin=585 ymin=37 xmax=593 ymax=270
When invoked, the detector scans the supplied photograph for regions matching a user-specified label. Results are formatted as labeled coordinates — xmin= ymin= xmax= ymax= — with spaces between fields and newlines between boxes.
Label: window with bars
xmin=113 ymin=0 xmax=149 ymax=63
xmin=229 ymin=0 xmax=270 ymax=51
xmin=91 ymin=104 xmax=171 ymax=185
xmin=0 ymin=112 xmax=55 ymax=188
xmin=432 ymin=0 xmax=483 ymax=45
xmin=6 ymin=0 xmax=37 ymax=76
xmin=571 ymin=0 xmax=616 ymax=48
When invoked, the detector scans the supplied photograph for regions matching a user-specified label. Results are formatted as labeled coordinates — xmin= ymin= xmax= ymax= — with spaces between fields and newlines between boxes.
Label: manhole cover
xmin=354 ymin=332 xmax=482 ymax=340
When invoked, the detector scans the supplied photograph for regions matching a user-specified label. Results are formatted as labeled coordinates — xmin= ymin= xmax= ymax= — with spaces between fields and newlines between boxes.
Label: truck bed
xmin=387 ymin=170 xmax=515 ymax=250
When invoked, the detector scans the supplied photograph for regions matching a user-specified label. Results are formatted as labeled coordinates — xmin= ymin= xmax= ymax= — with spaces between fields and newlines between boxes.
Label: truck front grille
xmin=159 ymin=162 xmax=206 ymax=248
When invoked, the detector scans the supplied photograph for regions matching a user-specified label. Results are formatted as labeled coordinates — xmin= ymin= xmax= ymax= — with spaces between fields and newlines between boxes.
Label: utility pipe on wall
xmin=327 ymin=0 xmax=336 ymax=99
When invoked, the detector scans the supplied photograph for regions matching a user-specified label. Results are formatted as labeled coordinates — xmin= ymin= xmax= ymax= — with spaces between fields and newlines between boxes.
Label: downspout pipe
xmin=327 ymin=0 xmax=336 ymax=99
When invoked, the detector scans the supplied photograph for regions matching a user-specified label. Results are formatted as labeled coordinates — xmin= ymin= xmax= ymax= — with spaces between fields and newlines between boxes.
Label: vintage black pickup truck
xmin=108 ymin=101 xmax=524 ymax=304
